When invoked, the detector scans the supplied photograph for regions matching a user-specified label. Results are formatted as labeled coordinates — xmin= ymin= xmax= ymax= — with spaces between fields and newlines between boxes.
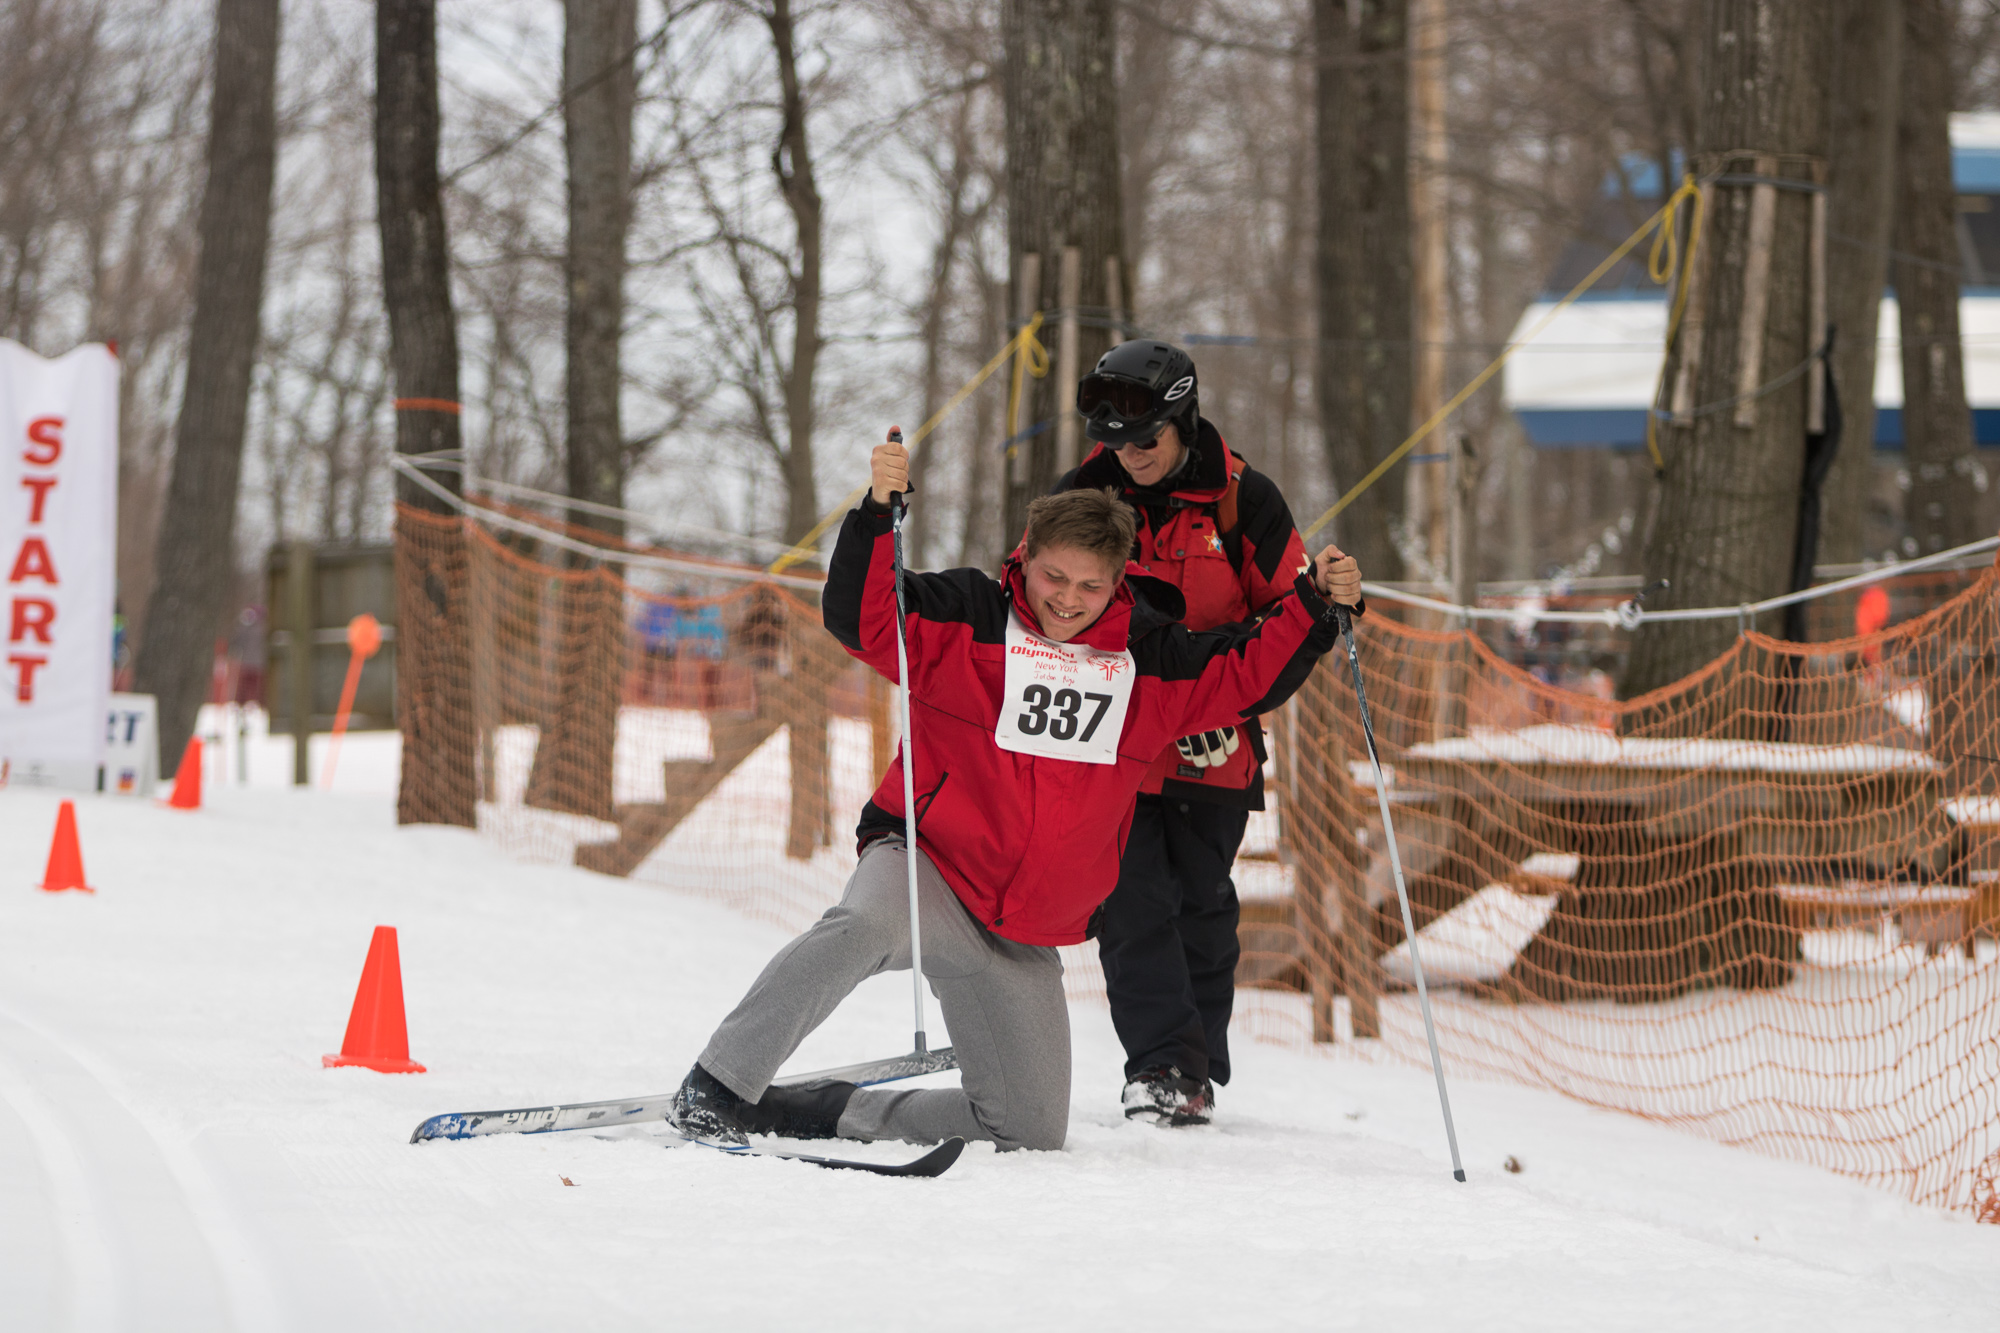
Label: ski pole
xmin=886 ymin=427 xmax=930 ymax=1056
xmin=1333 ymin=602 xmax=1465 ymax=1182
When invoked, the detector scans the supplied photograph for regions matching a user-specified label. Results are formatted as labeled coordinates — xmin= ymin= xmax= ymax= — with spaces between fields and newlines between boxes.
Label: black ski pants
xmin=1097 ymin=794 xmax=1247 ymax=1086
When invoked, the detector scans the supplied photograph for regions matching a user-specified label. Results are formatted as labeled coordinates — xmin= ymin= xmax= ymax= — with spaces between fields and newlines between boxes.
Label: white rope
xmin=468 ymin=471 xmax=812 ymax=563
xmin=394 ymin=450 xmax=1997 ymax=621
xmin=389 ymin=455 xmax=829 ymax=592
xmin=1357 ymin=533 xmax=2000 ymax=629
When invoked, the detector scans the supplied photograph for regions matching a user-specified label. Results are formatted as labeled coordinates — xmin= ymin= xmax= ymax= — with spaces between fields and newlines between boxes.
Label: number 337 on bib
xmin=993 ymin=611 xmax=1135 ymax=765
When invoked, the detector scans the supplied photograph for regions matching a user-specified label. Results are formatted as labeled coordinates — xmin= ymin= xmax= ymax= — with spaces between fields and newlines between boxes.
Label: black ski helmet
xmin=1076 ymin=339 xmax=1199 ymax=448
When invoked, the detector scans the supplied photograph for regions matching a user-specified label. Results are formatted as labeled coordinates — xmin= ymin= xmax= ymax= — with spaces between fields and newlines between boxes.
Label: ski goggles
xmin=1076 ymin=373 xmax=1159 ymax=421
xmin=1077 ymin=374 xmax=1176 ymax=448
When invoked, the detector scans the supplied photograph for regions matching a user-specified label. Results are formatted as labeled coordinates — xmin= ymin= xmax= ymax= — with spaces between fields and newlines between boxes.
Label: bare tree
xmin=523 ymin=0 xmax=638 ymax=823
xmin=1895 ymin=0 xmax=1983 ymax=556
xmin=768 ymin=0 xmax=824 ymax=546
xmin=1820 ymin=0 xmax=1904 ymax=566
xmin=1624 ymin=0 xmax=1831 ymax=696
xmin=1 ymin=6 xmax=213 ymax=648
xmin=1316 ymin=0 xmax=1410 ymax=585
xmin=133 ymin=0 xmax=282 ymax=774
xmin=900 ymin=94 xmax=996 ymax=569
xmin=658 ymin=2 xmax=837 ymax=555
xmin=379 ymin=0 xmax=475 ymax=826
xmin=1001 ymin=0 xmax=1126 ymax=545
xmin=565 ymin=0 xmax=638 ymax=528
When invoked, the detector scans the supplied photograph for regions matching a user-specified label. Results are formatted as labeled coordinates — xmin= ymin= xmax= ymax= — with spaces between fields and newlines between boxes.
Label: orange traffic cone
xmin=323 ymin=925 xmax=426 ymax=1073
xmin=166 ymin=737 xmax=202 ymax=810
xmin=40 ymin=800 xmax=94 ymax=893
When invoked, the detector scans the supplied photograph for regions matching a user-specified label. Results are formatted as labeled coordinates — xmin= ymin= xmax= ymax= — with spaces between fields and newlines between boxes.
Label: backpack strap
xmin=1215 ymin=445 xmax=1243 ymax=535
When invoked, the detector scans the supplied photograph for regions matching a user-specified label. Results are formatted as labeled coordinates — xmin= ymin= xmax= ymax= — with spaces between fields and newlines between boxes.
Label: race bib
xmin=995 ymin=610 xmax=1136 ymax=765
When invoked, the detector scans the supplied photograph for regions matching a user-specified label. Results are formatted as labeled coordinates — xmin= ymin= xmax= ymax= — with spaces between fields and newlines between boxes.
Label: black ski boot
xmin=1121 ymin=1065 xmax=1214 ymax=1127
xmin=754 ymin=1080 xmax=858 ymax=1141
xmin=669 ymin=1063 xmax=776 ymax=1144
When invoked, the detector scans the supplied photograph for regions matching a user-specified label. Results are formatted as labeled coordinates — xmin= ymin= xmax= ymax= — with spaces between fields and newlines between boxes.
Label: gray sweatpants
xmin=698 ymin=840 xmax=1071 ymax=1151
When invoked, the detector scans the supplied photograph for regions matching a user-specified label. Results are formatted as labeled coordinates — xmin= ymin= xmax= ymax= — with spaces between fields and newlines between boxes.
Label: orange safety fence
xmin=396 ymin=503 xmax=2000 ymax=1217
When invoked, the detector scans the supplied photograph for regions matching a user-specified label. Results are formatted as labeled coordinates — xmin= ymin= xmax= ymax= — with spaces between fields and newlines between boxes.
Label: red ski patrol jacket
xmin=823 ymin=496 xmax=1342 ymax=947
xmin=1053 ymin=422 xmax=1352 ymax=809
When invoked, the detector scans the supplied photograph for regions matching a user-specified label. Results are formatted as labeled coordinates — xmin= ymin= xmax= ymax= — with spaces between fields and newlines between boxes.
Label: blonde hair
xmin=1021 ymin=487 xmax=1137 ymax=579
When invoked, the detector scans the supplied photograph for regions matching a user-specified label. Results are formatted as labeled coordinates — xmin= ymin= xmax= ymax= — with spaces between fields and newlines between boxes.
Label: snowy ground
xmin=1 ymin=782 xmax=1996 ymax=1333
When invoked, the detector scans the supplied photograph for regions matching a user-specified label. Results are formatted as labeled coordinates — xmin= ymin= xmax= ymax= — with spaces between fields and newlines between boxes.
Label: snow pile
xmin=0 ymin=786 xmax=1995 ymax=1331
xmin=1403 ymin=723 xmax=1936 ymax=773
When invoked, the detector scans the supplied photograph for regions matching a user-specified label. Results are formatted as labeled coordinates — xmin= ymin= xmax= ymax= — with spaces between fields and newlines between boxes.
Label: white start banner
xmin=0 ymin=341 xmax=118 ymax=765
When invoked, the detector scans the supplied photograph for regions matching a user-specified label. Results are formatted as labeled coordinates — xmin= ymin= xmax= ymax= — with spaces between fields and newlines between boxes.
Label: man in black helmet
xmin=1053 ymin=338 xmax=1362 ymax=1126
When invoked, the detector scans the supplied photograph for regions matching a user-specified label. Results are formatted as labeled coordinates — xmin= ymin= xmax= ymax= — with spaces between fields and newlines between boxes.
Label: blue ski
xmin=410 ymin=1046 xmax=959 ymax=1144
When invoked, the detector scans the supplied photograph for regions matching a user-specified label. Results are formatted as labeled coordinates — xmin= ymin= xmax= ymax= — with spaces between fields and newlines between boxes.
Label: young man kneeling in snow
xmin=668 ymin=431 xmax=1363 ymax=1151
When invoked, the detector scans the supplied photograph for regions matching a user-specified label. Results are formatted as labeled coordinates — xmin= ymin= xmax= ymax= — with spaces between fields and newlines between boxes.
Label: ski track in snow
xmin=0 ymin=774 xmax=1994 ymax=1332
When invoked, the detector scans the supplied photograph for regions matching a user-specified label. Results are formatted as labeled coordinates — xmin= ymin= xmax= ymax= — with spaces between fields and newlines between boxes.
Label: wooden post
xmin=1733 ymin=155 xmax=1780 ymax=429
xmin=1439 ymin=432 xmax=1478 ymax=737
xmin=289 ymin=540 xmax=315 ymax=787
xmin=1054 ymin=245 xmax=1082 ymax=473
xmin=1807 ymin=184 xmax=1828 ymax=434
xmin=1449 ymin=433 xmax=1478 ymax=614
xmin=1291 ymin=680 xmax=1380 ymax=1041
xmin=1670 ymin=183 xmax=1715 ymax=424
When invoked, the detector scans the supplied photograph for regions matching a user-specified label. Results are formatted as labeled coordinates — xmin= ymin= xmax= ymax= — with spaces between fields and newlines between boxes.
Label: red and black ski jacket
xmin=1053 ymin=421 xmax=1355 ymax=808
xmin=824 ymin=495 xmax=1342 ymax=947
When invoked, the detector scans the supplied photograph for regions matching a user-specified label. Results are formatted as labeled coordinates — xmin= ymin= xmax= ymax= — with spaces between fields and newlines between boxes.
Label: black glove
xmin=1175 ymin=727 xmax=1240 ymax=769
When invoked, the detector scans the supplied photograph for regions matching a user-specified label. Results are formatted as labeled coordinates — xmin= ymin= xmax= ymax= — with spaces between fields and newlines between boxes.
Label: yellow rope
xmin=1643 ymin=174 xmax=1707 ymax=472
xmin=1301 ymin=184 xmax=1695 ymax=543
xmin=767 ymin=314 xmax=1050 ymax=575
xmin=1004 ymin=311 xmax=1050 ymax=464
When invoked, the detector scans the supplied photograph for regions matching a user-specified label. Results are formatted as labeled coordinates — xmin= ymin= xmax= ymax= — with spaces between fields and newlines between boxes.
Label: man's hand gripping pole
xmin=1332 ymin=602 xmax=1466 ymax=1182
xmin=885 ymin=427 xmax=930 ymax=1055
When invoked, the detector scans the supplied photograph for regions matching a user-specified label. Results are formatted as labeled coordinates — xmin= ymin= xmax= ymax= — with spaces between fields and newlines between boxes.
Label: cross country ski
xmin=409 ymin=1047 xmax=961 ymax=1143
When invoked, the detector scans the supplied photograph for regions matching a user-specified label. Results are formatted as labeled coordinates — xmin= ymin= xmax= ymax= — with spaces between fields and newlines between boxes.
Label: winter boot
xmin=754 ymin=1080 xmax=858 ymax=1141
xmin=1121 ymin=1065 xmax=1214 ymax=1127
xmin=669 ymin=1063 xmax=776 ymax=1144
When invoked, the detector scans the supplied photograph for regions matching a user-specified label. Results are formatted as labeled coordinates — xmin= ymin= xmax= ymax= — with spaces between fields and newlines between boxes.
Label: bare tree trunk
xmin=1894 ymin=0 xmax=1981 ymax=557
xmin=764 ymin=0 xmax=830 ymax=857
xmin=1316 ymin=0 xmax=1410 ymax=585
xmin=378 ymin=0 xmax=476 ymax=826
xmin=132 ymin=0 xmax=280 ymax=777
xmin=1820 ymin=0 xmax=1902 ymax=565
xmin=525 ymin=0 xmax=635 ymax=822
xmin=1622 ymin=0 xmax=1829 ymax=699
xmin=770 ymin=0 xmax=822 ymax=547
xmin=1407 ymin=0 xmax=1447 ymax=580
xmin=1002 ymin=0 xmax=1125 ymax=546
xmin=564 ymin=0 xmax=634 ymax=530
xmin=907 ymin=98 xmax=982 ymax=570
xmin=958 ymin=272 xmax=1006 ymax=571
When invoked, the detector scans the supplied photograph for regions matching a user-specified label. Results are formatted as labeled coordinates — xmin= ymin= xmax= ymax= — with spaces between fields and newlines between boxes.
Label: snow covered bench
xmin=1377 ymin=852 xmax=1578 ymax=987
xmin=1774 ymin=881 xmax=1978 ymax=958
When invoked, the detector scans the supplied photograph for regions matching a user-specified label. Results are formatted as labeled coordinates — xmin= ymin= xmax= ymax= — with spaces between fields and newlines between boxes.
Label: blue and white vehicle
xmin=1503 ymin=113 xmax=2000 ymax=454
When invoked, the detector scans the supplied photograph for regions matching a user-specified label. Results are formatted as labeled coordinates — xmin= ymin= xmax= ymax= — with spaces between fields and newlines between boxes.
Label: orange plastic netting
xmin=396 ymin=503 xmax=2000 ymax=1216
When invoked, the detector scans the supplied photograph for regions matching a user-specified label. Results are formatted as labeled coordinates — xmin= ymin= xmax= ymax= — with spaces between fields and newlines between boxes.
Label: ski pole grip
xmin=886 ymin=426 xmax=908 ymax=516
xmin=1331 ymin=600 xmax=1354 ymax=638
